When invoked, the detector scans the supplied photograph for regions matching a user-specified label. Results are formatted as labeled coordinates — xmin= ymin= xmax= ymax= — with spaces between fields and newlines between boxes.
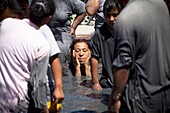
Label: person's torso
xmin=91 ymin=23 xmax=114 ymax=82
xmin=49 ymin=0 xmax=85 ymax=33
xmin=115 ymin=0 xmax=170 ymax=95
xmin=0 ymin=18 xmax=50 ymax=106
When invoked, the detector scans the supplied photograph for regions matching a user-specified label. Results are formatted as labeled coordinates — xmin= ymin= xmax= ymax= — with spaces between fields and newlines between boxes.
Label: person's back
xmin=26 ymin=0 xmax=64 ymax=108
xmin=115 ymin=0 xmax=170 ymax=92
xmin=110 ymin=0 xmax=170 ymax=112
xmin=0 ymin=18 xmax=50 ymax=112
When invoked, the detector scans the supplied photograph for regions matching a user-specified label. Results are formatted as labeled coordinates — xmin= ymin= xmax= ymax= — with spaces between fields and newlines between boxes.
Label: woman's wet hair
xmin=70 ymin=38 xmax=91 ymax=59
xmin=29 ymin=0 xmax=55 ymax=25
xmin=0 ymin=0 xmax=29 ymax=19
xmin=70 ymin=38 xmax=91 ymax=52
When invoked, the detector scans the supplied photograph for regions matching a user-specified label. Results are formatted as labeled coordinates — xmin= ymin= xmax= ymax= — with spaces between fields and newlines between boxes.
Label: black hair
xmin=70 ymin=38 xmax=91 ymax=60
xmin=70 ymin=38 xmax=91 ymax=52
xmin=0 ymin=0 xmax=29 ymax=18
xmin=103 ymin=0 xmax=121 ymax=14
xmin=29 ymin=0 xmax=55 ymax=25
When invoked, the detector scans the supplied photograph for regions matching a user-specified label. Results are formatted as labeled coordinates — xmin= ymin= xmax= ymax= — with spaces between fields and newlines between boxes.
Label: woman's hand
xmin=73 ymin=50 xmax=80 ymax=68
xmin=85 ymin=50 xmax=91 ymax=67
xmin=73 ymin=50 xmax=81 ymax=77
xmin=92 ymin=83 xmax=102 ymax=91
xmin=84 ymin=50 xmax=91 ymax=78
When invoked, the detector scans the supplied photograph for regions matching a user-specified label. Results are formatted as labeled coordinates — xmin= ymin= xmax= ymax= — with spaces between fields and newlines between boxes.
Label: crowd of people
xmin=0 ymin=0 xmax=170 ymax=113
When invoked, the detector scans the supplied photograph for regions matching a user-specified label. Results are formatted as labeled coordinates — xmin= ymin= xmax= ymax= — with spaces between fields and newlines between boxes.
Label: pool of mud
xmin=58 ymin=75 xmax=112 ymax=113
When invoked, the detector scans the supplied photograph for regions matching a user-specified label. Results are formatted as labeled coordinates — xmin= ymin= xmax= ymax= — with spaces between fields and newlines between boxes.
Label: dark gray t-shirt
xmin=113 ymin=0 xmax=170 ymax=113
xmin=49 ymin=0 xmax=86 ymax=34
xmin=91 ymin=23 xmax=114 ymax=87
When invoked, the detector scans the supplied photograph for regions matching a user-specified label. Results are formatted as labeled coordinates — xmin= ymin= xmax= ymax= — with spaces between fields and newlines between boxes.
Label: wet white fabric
xmin=0 ymin=18 xmax=50 ymax=108
xmin=23 ymin=19 xmax=61 ymax=57
xmin=40 ymin=24 xmax=60 ymax=56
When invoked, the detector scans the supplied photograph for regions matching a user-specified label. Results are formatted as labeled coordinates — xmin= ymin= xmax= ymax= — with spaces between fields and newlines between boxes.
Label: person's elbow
xmin=81 ymin=12 xmax=86 ymax=18
xmin=85 ymin=7 xmax=98 ymax=16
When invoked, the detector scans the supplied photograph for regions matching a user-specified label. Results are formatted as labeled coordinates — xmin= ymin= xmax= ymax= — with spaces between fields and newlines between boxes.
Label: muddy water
xmin=59 ymin=75 xmax=112 ymax=113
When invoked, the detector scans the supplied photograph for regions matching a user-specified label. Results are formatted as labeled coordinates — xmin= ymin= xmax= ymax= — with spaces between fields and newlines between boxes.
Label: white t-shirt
xmin=0 ymin=18 xmax=50 ymax=107
xmin=23 ymin=19 xmax=60 ymax=57
xmin=40 ymin=24 xmax=60 ymax=56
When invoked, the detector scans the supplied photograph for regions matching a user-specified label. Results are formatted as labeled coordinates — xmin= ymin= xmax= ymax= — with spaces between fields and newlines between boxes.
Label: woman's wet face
xmin=74 ymin=42 xmax=90 ymax=64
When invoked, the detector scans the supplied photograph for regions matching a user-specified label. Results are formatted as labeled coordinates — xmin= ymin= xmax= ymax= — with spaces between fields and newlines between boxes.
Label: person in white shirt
xmin=27 ymin=0 xmax=64 ymax=108
xmin=0 ymin=0 xmax=50 ymax=112
xmin=0 ymin=15 xmax=50 ymax=113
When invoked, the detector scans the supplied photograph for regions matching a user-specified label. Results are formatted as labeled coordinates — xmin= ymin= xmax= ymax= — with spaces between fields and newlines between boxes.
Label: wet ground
xmin=59 ymin=75 xmax=112 ymax=113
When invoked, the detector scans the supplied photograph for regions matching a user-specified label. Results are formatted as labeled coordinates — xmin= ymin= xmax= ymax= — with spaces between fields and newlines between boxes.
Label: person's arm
xmin=73 ymin=50 xmax=81 ymax=77
xmin=108 ymin=67 xmax=130 ymax=113
xmin=86 ymin=0 xmax=100 ymax=16
xmin=75 ymin=65 xmax=81 ymax=78
xmin=40 ymin=25 xmax=64 ymax=104
xmin=91 ymin=57 xmax=102 ymax=91
xmin=70 ymin=12 xmax=86 ymax=35
xmin=50 ymin=54 xmax=64 ymax=104
xmin=75 ymin=57 xmax=81 ymax=78
xmin=85 ymin=50 xmax=91 ymax=78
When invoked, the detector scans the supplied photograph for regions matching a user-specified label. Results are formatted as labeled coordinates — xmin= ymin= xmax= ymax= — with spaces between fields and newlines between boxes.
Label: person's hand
xmin=85 ymin=50 xmax=91 ymax=67
xmin=70 ymin=27 xmax=75 ymax=35
xmin=108 ymin=99 xmax=121 ymax=113
xmin=52 ymin=86 xmax=64 ymax=105
xmin=92 ymin=83 xmax=102 ymax=91
xmin=85 ymin=50 xmax=91 ymax=78
xmin=73 ymin=50 xmax=81 ymax=77
xmin=40 ymin=107 xmax=49 ymax=113
xmin=73 ymin=50 xmax=80 ymax=68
